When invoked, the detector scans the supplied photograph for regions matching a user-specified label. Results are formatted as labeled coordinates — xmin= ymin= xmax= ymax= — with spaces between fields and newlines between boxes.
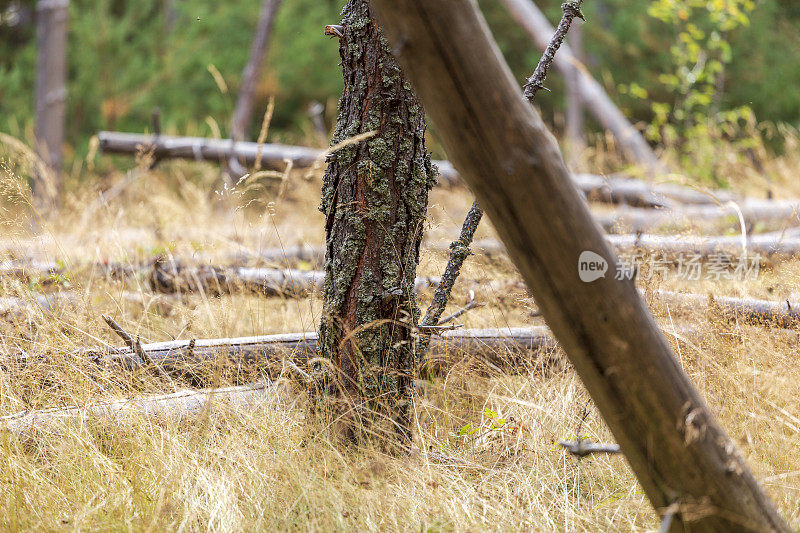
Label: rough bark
xmin=33 ymin=0 xmax=69 ymax=210
xmin=499 ymin=0 xmax=663 ymax=174
xmin=369 ymin=0 xmax=788 ymax=530
xmin=230 ymin=0 xmax=282 ymax=143
xmin=318 ymin=0 xmax=436 ymax=443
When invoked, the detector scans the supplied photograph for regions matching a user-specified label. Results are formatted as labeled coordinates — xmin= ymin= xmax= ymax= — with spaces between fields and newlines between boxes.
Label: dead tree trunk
xmin=230 ymin=0 xmax=282 ymax=143
xmin=370 ymin=0 xmax=787 ymax=530
xmin=318 ymin=0 xmax=436 ymax=444
xmin=500 ymin=0 xmax=663 ymax=174
xmin=33 ymin=0 xmax=69 ymax=211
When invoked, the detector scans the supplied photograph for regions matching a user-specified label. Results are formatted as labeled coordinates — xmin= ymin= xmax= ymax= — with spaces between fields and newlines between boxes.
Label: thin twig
xmin=523 ymin=1 xmax=585 ymax=101
xmin=421 ymin=203 xmax=484 ymax=328
xmin=437 ymin=290 xmax=485 ymax=325
xmin=103 ymin=314 xmax=151 ymax=365
xmin=417 ymin=323 xmax=464 ymax=333
xmin=102 ymin=314 xmax=177 ymax=390
xmin=559 ymin=438 xmax=621 ymax=457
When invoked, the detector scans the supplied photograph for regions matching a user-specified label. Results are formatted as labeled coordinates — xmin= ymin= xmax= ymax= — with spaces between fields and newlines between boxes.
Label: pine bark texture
xmin=318 ymin=0 xmax=435 ymax=441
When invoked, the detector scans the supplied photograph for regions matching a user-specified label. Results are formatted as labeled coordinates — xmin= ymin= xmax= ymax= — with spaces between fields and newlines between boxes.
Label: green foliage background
xmin=0 ymin=0 xmax=798 ymax=162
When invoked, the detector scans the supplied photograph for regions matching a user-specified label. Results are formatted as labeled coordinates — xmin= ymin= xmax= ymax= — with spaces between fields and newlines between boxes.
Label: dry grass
xmin=1 ymin=134 xmax=800 ymax=531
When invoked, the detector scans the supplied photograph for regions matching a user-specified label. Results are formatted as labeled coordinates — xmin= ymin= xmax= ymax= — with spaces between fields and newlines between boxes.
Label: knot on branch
xmin=561 ymin=1 xmax=585 ymax=21
xmin=449 ymin=242 xmax=473 ymax=258
xmin=522 ymin=82 xmax=547 ymax=101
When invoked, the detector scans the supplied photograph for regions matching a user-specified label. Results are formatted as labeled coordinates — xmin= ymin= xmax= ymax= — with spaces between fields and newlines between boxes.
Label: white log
xmin=0 ymin=381 xmax=281 ymax=435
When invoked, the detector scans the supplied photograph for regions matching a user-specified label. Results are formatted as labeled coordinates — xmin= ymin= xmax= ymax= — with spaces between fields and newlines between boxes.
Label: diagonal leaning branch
xmin=369 ymin=0 xmax=788 ymax=530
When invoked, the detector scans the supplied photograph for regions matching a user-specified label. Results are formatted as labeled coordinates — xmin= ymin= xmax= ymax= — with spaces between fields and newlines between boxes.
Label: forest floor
xmin=1 ymin=154 xmax=799 ymax=531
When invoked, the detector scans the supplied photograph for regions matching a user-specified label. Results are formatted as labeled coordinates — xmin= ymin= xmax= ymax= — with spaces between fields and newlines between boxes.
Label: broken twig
xmin=102 ymin=314 xmax=177 ymax=389
xmin=437 ymin=291 xmax=485 ymax=325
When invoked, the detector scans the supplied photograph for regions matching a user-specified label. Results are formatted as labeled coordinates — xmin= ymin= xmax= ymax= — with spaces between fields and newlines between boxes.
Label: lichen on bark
xmin=317 ymin=0 xmax=436 ymax=444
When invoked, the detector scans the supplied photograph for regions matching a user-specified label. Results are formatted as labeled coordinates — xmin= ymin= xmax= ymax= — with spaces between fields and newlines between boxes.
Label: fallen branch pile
xmin=0 ymin=258 xmax=441 ymax=297
xmin=4 ymin=258 xmax=800 ymax=329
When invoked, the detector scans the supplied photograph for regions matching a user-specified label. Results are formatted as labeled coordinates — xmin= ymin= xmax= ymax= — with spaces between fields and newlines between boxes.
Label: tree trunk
xmin=318 ymin=0 xmax=435 ymax=444
xmin=33 ymin=0 xmax=69 ymax=211
xmin=230 ymin=0 xmax=282 ymax=143
xmin=369 ymin=0 xmax=788 ymax=530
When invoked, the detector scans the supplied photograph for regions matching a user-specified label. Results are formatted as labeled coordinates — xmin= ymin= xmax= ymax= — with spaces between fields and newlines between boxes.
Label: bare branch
xmin=437 ymin=291 xmax=485 ymax=325
xmin=102 ymin=314 xmax=177 ymax=390
xmin=523 ymin=0 xmax=585 ymax=101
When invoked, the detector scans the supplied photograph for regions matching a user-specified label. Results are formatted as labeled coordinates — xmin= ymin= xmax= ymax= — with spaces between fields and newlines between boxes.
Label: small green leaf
xmin=458 ymin=423 xmax=476 ymax=436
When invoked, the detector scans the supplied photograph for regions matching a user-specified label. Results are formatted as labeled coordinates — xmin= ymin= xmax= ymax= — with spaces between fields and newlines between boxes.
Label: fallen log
xmin=573 ymin=172 xmax=734 ymax=207
xmin=0 ymin=259 xmax=60 ymax=280
xmin=148 ymin=261 xmax=328 ymax=296
xmin=236 ymin=230 xmax=800 ymax=268
xmin=647 ymin=290 xmax=800 ymax=329
xmin=0 ymin=292 xmax=77 ymax=318
xmin=0 ymin=380 xmax=281 ymax=435
xmin=599 ymin=199 xmax=800 ymax=233
xmin=470 ymin=232 xmax=800 ymax=265
xmin=98 ymin=131 xmax=322 ymax=171
xmin=95 ymin=327 xmax=559 ymax=376
xmin=0 ymin=259 xmax=440 ymax=297
xmin=99 ymin=131 xmax=721 ymax=208
xmin=6 ymin=269 xmax=799 ymax=332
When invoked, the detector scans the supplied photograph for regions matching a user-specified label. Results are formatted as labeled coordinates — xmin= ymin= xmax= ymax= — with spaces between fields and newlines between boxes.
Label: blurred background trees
xmin=1 ymin=0 xmax=798 ymax=183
